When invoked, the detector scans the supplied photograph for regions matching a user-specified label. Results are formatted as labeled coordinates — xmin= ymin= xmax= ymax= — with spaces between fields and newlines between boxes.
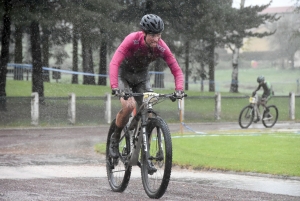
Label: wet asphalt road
xmin=0 ymin=122 xmax=300 ymax=200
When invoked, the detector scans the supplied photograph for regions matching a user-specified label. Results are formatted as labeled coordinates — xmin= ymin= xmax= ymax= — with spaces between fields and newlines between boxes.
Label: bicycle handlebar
xmin=115 ymin=92 xmax=187 ymax=102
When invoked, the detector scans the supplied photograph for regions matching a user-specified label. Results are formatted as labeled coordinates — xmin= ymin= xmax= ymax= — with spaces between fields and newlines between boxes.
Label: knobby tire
xmin=106 ymin=119 xmax=131 ymax=192
xmin=238 ymin=105 xmax=254 ymax=129
xmin=262 ymin=105 xmax=278 ymax=128
xmin=141 ymin=117 xmax=172 ymax=199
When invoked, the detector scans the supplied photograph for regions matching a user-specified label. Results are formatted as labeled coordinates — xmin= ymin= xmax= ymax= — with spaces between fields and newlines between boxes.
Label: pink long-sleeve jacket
xmin=109 ymin=31 xmax=184 ymax=91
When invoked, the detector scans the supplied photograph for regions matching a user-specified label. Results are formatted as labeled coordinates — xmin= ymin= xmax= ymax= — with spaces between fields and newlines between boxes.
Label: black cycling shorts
xmin=118 ymin=69 xmax=153 ymax=107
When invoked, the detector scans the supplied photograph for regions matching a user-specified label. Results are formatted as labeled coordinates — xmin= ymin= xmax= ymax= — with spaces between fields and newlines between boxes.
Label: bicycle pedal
xmin=147 ymin=160 xmax=157 ymax=175
xmin=148 ymin=165 xmax=157 ymax=175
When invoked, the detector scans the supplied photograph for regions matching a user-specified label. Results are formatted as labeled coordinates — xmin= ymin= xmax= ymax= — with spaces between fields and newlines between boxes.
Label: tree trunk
xmin=207 ymin=41 xmax=215 ymax=92
xmin=72 ymin=25 xmax=78 ymax=84
xmin=14 ymin=24 xmax=23 ymax=63
xmin=0 ymin=1 xmax=12 ymax=111
xmin=229 ymin=0 xmax=244 ymax=93
xmin=14 ymin=24 xmax=23 ymax=81
xmin=87 ymin=46 xmax=95 ymax=85
xmin=200 ymin=61 xmax=205 ymax=92
xmin=41 ymin=26 xmax=50 ymax=82
xmin=290 ymin=54 xmax=295 ymax=70
xmin=153 ymin=58 xmax=164 ymax=88
xmin=30 ymin=20 xmax=44 ymax=101
xmin=230 ymin=47 xmax=239 ymax=93
xmin=98 ymin=38 xmax=107 ymax=86
xmin=82 ymin=39 xmax=95 ymax=85
xmin=82 ymin=34 xmax=88 ymax=84
xmin=185 ymin=41 xmax=189 ymax=91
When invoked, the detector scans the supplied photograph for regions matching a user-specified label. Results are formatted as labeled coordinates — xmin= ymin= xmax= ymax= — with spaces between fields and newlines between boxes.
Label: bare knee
xmin=120 ymin=97 xmax=135 ymax=112
xmin=116 ymin=97 xmax=136 ymax=127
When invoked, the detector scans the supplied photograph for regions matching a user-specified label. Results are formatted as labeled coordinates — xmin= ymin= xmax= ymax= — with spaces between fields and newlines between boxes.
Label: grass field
xmin=4 ymin=75 xmax=300 ymax=177
xmin=94 ymin=130 xmax=300 ymax=177
xmin=172 ymin=131 xmax=300 ymax=177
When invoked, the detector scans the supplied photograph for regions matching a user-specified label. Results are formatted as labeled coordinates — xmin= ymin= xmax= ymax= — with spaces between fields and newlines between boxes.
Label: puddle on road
xmin=0 ymin=165 xmax=299 ymax=197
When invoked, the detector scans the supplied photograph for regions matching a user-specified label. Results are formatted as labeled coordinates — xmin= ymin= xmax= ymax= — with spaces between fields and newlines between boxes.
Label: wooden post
xmin=214 ymin=92 xmax=221 ymax=120
xmin=289 ymin=92 xmax=295 ymax=120
xmin=105 ymin=93 xmax=111 ymax=124
xmin=31 ymin=92 xmax=39 ymax=126
xmin=178 ymin=99 xmax=183 ymax=134
xmin=68 ymin=93 xmax=76 ymax=124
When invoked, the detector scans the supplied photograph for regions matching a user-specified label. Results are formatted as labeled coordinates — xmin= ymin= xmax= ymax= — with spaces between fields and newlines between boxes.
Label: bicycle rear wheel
xmin=238 ymin=105 xmax=255 ymax=129
xmin=106 ymin=119 xmax=131 ymax=192
xmin=141 ymin=117 xmax=172 ymax=199
xmin=262 ymin=105 xmax=278 ymax=128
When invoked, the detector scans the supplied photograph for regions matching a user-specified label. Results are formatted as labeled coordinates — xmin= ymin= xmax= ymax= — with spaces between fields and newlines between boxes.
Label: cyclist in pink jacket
xmin=109 ymin=14 xmax=184 ymax=158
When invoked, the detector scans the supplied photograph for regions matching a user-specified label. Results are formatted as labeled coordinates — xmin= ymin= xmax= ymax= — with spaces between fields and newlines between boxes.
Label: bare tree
xmin=0 ymin=0 xmax=12 ymax=111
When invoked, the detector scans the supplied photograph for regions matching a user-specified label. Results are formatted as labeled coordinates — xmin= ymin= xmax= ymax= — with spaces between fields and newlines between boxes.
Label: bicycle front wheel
xmin=141 ymin=117 xmax=172 ymax=199
xmin=238 ymin=105 xmax=255 ymax=129
xmin=106 ymin=119 xmax=131 ymax=192
xmin=262 ymin=105 xmax=278 ymax=128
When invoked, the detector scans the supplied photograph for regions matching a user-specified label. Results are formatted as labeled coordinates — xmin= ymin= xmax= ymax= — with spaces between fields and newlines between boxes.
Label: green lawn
xmin=172 ymin=131 xmax=300 ymax=177
xmin=4 ymin=79 xmax=300 ymax=177
xmin=95 ymin=131 xmax=300 ymax=177
xmin=6 ymin=80 xmax=109 ymax=97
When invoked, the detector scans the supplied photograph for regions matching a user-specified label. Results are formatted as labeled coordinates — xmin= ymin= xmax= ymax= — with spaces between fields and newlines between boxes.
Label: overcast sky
xmin=232 ymin=0 xmax=296 ymax=8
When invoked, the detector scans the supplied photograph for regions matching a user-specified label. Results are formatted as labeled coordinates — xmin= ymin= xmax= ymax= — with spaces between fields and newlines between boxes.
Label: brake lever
xmin=120 ymin=92 xmax=130 ymax=100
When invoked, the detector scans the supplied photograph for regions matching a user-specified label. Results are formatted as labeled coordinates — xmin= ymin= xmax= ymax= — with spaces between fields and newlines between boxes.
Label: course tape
xmin=8 ymin=63 xmax=164 ymax=77
xmin=181 ymin=122 xmax=206 ymax=134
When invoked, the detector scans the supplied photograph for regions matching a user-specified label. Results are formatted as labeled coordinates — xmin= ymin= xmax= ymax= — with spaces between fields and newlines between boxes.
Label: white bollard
xmin=31 ymin=92 xmax=39 ymax=126
xmin=215 ymin=92 xmax=221 ymax=120
xmin=181 ymin=97 xmax=185 ymax=121
xmin=105 ymin=93 xmax=111 ymax=124
xmin=289 ymin=92 xmax=295 ymax=120
xmin=68 ymin=93 xmax=76 ymax=124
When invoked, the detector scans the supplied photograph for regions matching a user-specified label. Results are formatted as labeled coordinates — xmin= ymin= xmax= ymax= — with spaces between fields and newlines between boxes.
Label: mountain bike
xmin=106 ymin=91 xmax=186 ymax=199
xmin=238 ymin=96 xmax=278 ymax=129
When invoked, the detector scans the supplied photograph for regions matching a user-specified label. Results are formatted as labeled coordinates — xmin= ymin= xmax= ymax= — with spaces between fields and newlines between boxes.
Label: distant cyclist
xmin=252 ymin=75 xmax=273 ymax=121
xmin=108 ymin=14 xmax=184 ymax=158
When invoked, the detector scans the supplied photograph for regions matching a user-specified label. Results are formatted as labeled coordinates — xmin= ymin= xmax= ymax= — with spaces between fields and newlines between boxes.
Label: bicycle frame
xmin=119 ymin=92 xmax=171 ymax=167
xmin=106 ymin=91 xmax=186 ymax=198
xmin=249 ymin=96 xmax=265 ymax=120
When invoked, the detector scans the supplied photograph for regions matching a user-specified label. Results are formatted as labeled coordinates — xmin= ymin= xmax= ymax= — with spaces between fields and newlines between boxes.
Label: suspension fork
xmin=141 ymin=109 xmax=158 ymax=165
xmin=141 ymin=109 xmax=149 ymax=154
